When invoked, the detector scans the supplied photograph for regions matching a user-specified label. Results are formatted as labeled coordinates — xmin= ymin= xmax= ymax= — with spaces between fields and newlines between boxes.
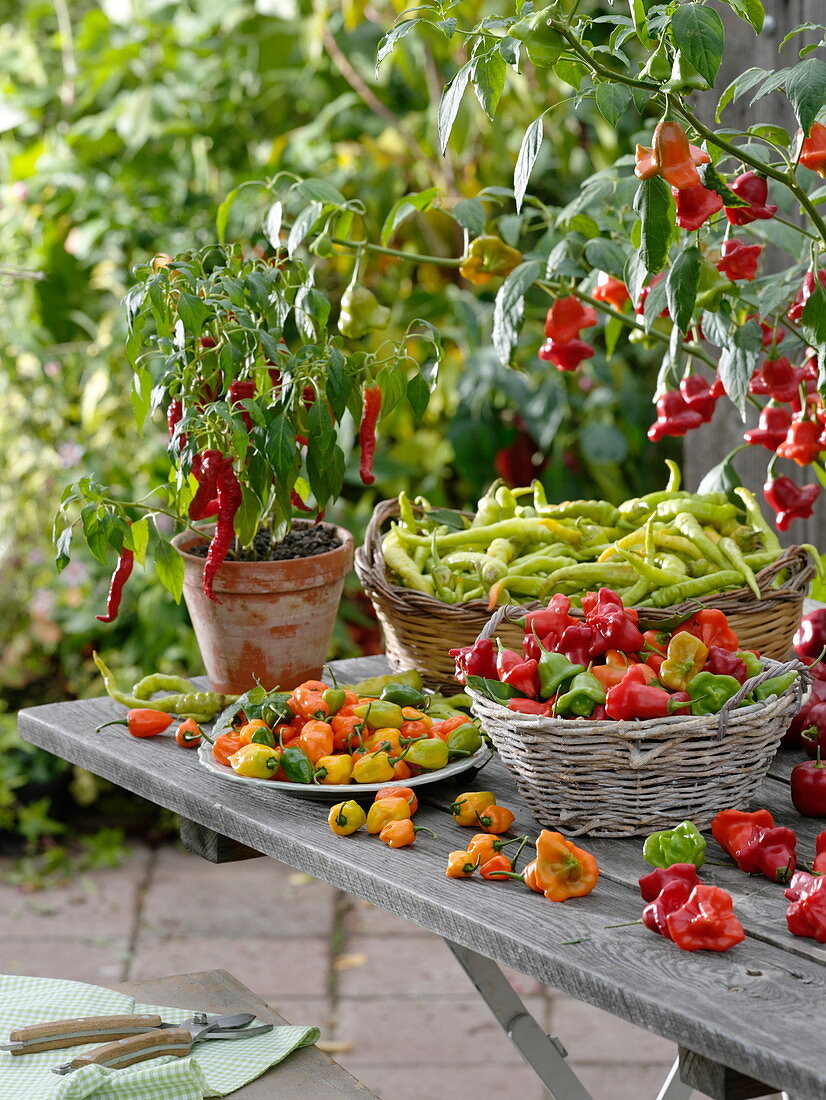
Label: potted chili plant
xmin=55 ymin=238 xmax=439 ymax=692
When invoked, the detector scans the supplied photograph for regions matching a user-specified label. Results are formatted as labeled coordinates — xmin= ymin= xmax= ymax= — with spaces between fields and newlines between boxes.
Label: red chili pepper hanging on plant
xmin=592 ymin=273 xmax=629 ymax=309
xmin=744 ymin=406 xmax=792 ymax=450
xmin=679 ymin=376 xmax=721 ymax=423
xmin=203 ymin=461 xmax=242 ymax=602
xmin=749 ymin=357 xmax=802 ymax=404
xmin=715 ymin=239 xmax=762 ymax=282
xmin=189 ymin=449 xmax=225 ymax=520
xmin=725 ymin=171 xmax=777 ymax=225
xmin=797 ymin=122 xmax=826 ymax=179
xmin=96 ymin=548 xmax=135 ymax=623
xmin=358 ymin=385 xmax=382 ymax=486
xmin=167 ymin=399 xmax=183 ymax=437
xmin=647 ymin=391 xmax=704 ymax=441
xmin=788 ymin=269 xmax=826 ymax=323
xmin=228 ymin=379 xmax=256 ymax=431
xmin=776 ymin=417 xmax=824 ymax=466
xmin=544 ymin=297 xmax=597 ymax=343
xmin=763 ymin=477 xmax=820 ymax=531
xmin=673 ymin=183 xmax=723 ymax=231
xmin=634 ymin=120 xmax=710 ymax=190
xmin=537 ymin=337 xmax=595 ymax=372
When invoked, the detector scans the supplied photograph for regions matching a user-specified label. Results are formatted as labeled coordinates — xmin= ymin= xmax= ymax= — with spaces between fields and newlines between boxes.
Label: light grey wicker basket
xmin=465 ymin=605 xmax=806 ymax=837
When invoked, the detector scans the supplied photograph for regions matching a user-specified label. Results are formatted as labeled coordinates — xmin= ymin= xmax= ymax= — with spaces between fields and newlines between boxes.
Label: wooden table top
xmin=18 ymin=655 xmax=826 ymax=1100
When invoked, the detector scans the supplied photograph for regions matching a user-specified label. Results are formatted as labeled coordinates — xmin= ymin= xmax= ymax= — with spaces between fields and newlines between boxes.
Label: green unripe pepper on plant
xmin=509 ymin=8 xmax=565 ymax=68
xmin=338 ymin=287 xmax=390 ymax=339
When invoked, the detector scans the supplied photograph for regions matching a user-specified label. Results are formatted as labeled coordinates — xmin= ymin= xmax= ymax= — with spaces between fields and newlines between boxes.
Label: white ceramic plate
xmin=197 ymin=739 xmax=492 ymax=799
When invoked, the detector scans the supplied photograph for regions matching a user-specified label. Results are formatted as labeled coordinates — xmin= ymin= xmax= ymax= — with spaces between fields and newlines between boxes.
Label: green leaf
xmin=376 ymin=363 xmax=407 ymax=419
xmin=325 ymin=351 xmax=350 ymax=421
xmin=595 ymin=82 xmax=633 ymax=126
xmin=263 ymin=202 xmax=282 ymax=248
xmin=154 ymin=539 xmax=184 ymax=603
xmin=802 ymin=274 xmax=826 ymax=344
xmin=55 ymin=526 xmax=72 ymax=572
xmin=666 ymin=246 xmax=701 ymax=333
xmin=697 ymin=454 xmax=742 ymax=495
xmin=492 ymin=259 xmax=542 ymax=365
xmin=451 ymin=198 xmax=486 ymax=237
xmin=604 ymin=314 xmax=623 ymax=357
xmin=671 ymin=3 xmax=725 ymax=88
xmin=130 ymin=368 xmax=153 ymax=433
xmin=128 ymin=518 xmax=150 ymax=566
xmin=296 ymin=179 xmax=346 ymax=206
xmin=286 ymin=201 xmax=323 ymax=257
xmin=698 ymin=163 xmax=750 ymax=207
xmin=376 ymin=19 xmax=420 ymax=71
xmin=266 ymin=414 xmax=298 ymax=480
xmin=627 ymin=0 xmax=651 ymax=45
xmin=380 ymin=188 xmax=439 ymax=246
xmin=177 ymin=293 xmax=209 ymax=335
xmin=514 ymin=116 xmax=545 ymax=212
xmin=472 ymin=50 xmax=507 ymax=119
xmin=307 ymin=398 xmax=335 ymax=457
xmin=438 ymin=60 xmax=474 ymax=154
xmin=81 ymin=506 xmax=110 ymax=566
xmin=718 ymin=319 xmax=763 ymax=419
xmin=583 ymin=238 xmax=628 ymax=280
xmin=725 ymin=0 xmax=764 ymax=33
xmin=407 ymin=373 xmax=430 ymax=421
xmin=633 ymin=177 xmax=673 ymax=275
xmin=784 ymin=57 xmax=826 ymax=135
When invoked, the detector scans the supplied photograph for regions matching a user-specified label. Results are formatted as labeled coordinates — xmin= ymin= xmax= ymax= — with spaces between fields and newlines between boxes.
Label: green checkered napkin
xmin=0 ymin=974 xmax=319 ymax=1100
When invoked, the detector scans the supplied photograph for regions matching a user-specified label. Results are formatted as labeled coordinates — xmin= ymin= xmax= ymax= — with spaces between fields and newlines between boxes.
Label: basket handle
xmin=715 ymin=657 xmax=809 ymax=741
xmin=477 ymin=604 xmax=531 ymax=644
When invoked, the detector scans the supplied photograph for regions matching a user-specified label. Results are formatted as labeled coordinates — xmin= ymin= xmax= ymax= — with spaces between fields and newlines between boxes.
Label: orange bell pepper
xmin=476 ymin=805 xmax=516 ymax=835
xmin=450 ymin=791 xmax=496 ymax=827
xmin=297 ymin=720 xmax=334 ymax=763
xmin=446 ymin=850 xmax=480 ymax=878
xmin=375 ymin=785 xmax=418 ymax=814
xmin=532 ymin=830 xmax=599 ymax=901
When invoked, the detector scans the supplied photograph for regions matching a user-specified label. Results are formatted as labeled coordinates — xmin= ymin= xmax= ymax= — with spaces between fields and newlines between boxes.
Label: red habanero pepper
xmin=642 ymin=879 xmax=696 ymax=939
xmin=96 ymin=548 xmax=135 ymax=623
xmin=814 ymin=831 xmax=826 ymax=875
xmin=96 ymin=708 xmax=174 ymax=737
xmin=797 ymin=122 xmax=826 ymax=178
xmin=202 ymin=462 xmax=242 ymax=602
xmin=679 ymin=376 xmax=720 ymax=423
xmin=725 ymin=171 xmax=777 ymax=225
xmin=681 ymin=609 xmax=740 ymax=652
xmin=537 ymin=337 xmax=594 ymax=372
xmin=665 ymin=885 xmax=745 ymax=952
xmin=673 ymin=183 xmax=722 ymax=231
xmin=776 ymin=418 xmax=824 ymax=466
xmin=358 ymin=386 xmax=382 ymax=486
xmin=228 ymin=379 xmax=256 ymax=431
xmin=556 ymin=623 xmax=594 ymax=669
xmin=507 ymin=698 xmax=555 ymax=715
xmin=712 ymin=808 xmax=796 ymax=882
xmin=789 ymin=270 xmax=826 ymax=323
xmin=635 ymin=120 xmax=710 ymax=190
xmin=712 ymin=808 xmax=774 ymax=853
xmin=744 ymin=405 xmax=792 ymax=450
xmin=450 ymin=638 xmax=498 ymax=683
xmin=188 ymin=449 xmax=225 ymax=520
xmin=639 ymin=863 xmax=701 ymax=904
xmin=582 ymin=588 xmax=645 ymax=655
xmin=647 ymin=391 xmax=704 ymax=442
xmin=544 ymin=297 xmax=597 ymax=343
xmin=705 ymin=646 xmax=748 ymax=684
xmin=525 ymin=595 xmax=576 ymax=639
xmin=592 ymin=273 xmax=629 ymax=309
xmin=786 ymin=873 xmax=826 ymax=942
xmin=715 ymin=239 xmax=762 ymax=282
xmin=498 ymin=651 xmax=540 ymax=697
xmin=763 ymin=477 xmax=820 ymax=531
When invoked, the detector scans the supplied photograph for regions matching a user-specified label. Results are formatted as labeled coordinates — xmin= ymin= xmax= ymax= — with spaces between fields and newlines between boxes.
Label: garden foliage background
xmin=1 ymin=0 xmax=669 ymax=859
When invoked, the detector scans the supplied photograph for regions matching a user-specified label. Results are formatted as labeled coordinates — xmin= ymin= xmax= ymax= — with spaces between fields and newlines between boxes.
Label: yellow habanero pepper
xmin=449 ymin=791 xmax=497 ymax=827
xmin=314 ymin=754 xmax=353 ymax=785
xmin=366 ymin=796 xmax=412 ymax=835
xmin=228 ymin=743 xmax=282 ymax=780
xmin=352 ymin=751 xmax=396 ymax=784
xmin=328 ymin=800 xmax=367 ymax=836
xmin=236 ymin=719 xmax=271 ymax=746
xmin=659 ymin=631 xmax=709 ymax=692
xmin=363 ymin=727 xmax=404 ymax=755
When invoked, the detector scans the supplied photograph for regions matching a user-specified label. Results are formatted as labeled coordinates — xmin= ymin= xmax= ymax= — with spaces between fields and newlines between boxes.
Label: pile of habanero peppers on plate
xmin=205 ymin=671 xmax=485 ymax=785
xmin=453 ymin=589 xmax=798 ymax=721
xmin=381 ymin=461 xmax=819 ymax=609
xmin=638 ymin=812 xmax=826 ymax=948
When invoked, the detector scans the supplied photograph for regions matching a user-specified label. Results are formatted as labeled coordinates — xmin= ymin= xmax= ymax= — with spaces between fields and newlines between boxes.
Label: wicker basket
xmin=466 ymin=607 xmax=806 ymax=836
xmin=355 ymin=497 xmax=815 ymax=691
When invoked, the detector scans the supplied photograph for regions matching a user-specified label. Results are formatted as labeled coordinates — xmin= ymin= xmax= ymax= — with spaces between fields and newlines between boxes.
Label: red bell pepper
xmin=450 ymin=638 xmax=498 ymax=684
xmin=665 ymin=884 xmax=745 ymax=952
xmin=639 ymin=862 xmax=701 ymax=903
xmin=794 ymin=608 xmax=826 ymax=664
xmin=785 ymin=873 xmax=826 ymax=942
xmin=725 ymin=171 xmax=777 ymax=225
xmin=791 ymin=752 xmax=826 ymax=817
xmin=764 ymin=477 xmax=820 ymax=531
xmin=681 ymin=609 xmax=739 ymax=653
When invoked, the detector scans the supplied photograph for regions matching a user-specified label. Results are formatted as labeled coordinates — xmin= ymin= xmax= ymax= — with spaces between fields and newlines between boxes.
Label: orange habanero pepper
xmin=450 ymin=791 xmax=496 ymax=827
xmin=476 ymin=805 xmax=516 ymax=835
xmin=446 ymin=851 xmax=481 ymax=878
xmin=331 ymin=715 xmax=364 ymax=753
xmin=480 ymin=854 xmax=513 ymax=880
xmin=532 ymin=830 xmax=599 ymax=901
xmin=375 ymin=785 xmax=419 ymax=815
xmin=297 ymin=720 xmax=334 ymax=764
xmin=289 ymin=681 xmax=330 ymax=719
xmin=212 ymin=733 xmax=243 ymax=767
xmin=237 ymin=719 xmax=271 ymax=746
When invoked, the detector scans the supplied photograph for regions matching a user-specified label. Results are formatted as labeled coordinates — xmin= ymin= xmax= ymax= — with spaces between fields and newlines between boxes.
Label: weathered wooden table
xmin=19 ymin=655 xmax=826 ymax=1100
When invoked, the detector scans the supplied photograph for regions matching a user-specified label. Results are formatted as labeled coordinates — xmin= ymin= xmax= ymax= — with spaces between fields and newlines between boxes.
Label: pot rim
xmin=171 ymin=521 xmax=354 ymax=568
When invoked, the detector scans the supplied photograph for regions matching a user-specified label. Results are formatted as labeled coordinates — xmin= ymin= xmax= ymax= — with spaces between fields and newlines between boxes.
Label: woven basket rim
xmin=356 ymin=496 xmax=815 ymax=618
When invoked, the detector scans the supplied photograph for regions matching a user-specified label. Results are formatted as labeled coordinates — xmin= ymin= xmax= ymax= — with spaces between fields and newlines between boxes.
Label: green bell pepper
xmin=281 ymin=746 xmax=314 ymax=784
xmin=404 ymin=738 xmax=449 ymax=771
xmin=754 ymin=671 xmax=798 ymax=701
xmin=643 ymin=820 xmax=707 ymax=869
xmin=687 ymin=672 xmax=741 ymax=716
xmin=447 ymin=723 xmax=483 ymax=758
xmin=555 ymin=671 xmax=605 ymax=718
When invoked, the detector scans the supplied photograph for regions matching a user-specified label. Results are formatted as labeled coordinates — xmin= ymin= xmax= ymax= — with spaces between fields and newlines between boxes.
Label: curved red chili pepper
xmin=358 ymin=386 xmax=382 ymax=486
xmin=228 ymin=380 xmax=256 ymax=431
xmin=203 ymin=462 xmax=242 ymax=602
xmin=189 ymin=449 xmax=224 ymax=520
xmin=96 ymin=549 xmax=135 ymax=623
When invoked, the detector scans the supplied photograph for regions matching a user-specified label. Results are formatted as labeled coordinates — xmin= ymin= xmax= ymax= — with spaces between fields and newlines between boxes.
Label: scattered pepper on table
xmin=643 ymin=822 xmax=707 ymax=870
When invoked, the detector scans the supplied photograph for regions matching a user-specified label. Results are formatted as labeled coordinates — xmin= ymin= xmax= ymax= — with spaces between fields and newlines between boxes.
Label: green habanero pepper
xmin=405 ymin=738 xmax=449 ymax=771
xmin=260 ymin=694 xmax=294 ymax=727
xmin=338 ymin=286 xmax=390 ymax=339
xmin=447 ymin=723 xmax=483 ymax=759
xmin=347 ymin=669 xmax=424 ymax=696
xmin=379 ymin=683 xmax=428 ymax=709
xmin=322 ymin=688 xmax=347 ymax=715
xmin=352 ymin=701 xmax=405 ymax=730
xmin=250 ymin=727 xmax=276 ymax=747
xmin=643 ymin=820 xmax=707 ymax=869
xmin=688 ymin=672 xmax=742 ymax=716
xmin=555 ymin=671 xmax=606 ymax=719
xmin=754 ymin=671 xmax=798 ymax=701
xmin=281 ymin=746 xmax=314 ymax=784
xmin=738 ymin=651 xmax=763 ymax=679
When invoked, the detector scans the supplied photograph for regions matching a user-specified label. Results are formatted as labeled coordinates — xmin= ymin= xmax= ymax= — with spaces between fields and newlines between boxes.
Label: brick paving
xmin=0 ymin=842 xmax=783 ymax=1099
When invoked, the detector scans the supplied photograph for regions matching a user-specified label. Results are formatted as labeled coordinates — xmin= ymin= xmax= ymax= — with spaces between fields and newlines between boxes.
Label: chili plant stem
xmin=332 ymin=237 xmax=463 ymax=267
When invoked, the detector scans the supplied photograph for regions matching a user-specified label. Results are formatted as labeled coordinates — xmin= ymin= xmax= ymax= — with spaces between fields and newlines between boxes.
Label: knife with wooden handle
xmin=1 ymin=1015 xmax=163 ymax=1055
xmin=56 ymin=1029 xmax=194 ymax=1073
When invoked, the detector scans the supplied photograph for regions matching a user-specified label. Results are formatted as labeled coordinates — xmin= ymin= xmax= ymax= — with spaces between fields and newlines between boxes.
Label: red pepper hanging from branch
xmin=763 ymin=477 xmax=820 ymax=531
xmin=634 ymin=120 xmax=710 ymax=190
xmin=203 ymin=460 xmax=242 ymax=602
xmin=724 ymin=172 xmax=777 ymax=225
xmin=673 ymin=183 xmax=722 ymax=231
xmin=715 ymin=239 xmax=762 ymax=282
xmin=96 ymin=547 xmax=135 ymax=623
xmin=358 ymin=385 xmax=382 ymax=486
xmin=797 ymin=122 xmax=826 ymax=179
xmin=189 ymin=449 xmax=225 ymax=520
xmin=228 ymin=379 xmax=256 ymax=431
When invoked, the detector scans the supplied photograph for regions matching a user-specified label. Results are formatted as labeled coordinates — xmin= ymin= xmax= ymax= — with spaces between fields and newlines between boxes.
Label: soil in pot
xmin=187 ymin=524 xmax=341 ymax=562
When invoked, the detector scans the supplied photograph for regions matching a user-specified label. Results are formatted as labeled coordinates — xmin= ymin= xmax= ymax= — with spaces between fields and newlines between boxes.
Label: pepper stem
xmin=95 ymin=719 xmax=129 ymax=732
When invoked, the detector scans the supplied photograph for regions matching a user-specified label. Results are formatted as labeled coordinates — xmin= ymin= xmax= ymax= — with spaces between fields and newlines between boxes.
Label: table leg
xmin=444 ymin=939 xmax=594 ymax=1100
xmin=656 ymin=1058 xmax=694 ymax=1100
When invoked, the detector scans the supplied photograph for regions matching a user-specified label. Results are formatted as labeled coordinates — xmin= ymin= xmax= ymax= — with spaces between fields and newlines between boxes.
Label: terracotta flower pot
xmin=172 ymin=524 xmax=354 ymax=694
